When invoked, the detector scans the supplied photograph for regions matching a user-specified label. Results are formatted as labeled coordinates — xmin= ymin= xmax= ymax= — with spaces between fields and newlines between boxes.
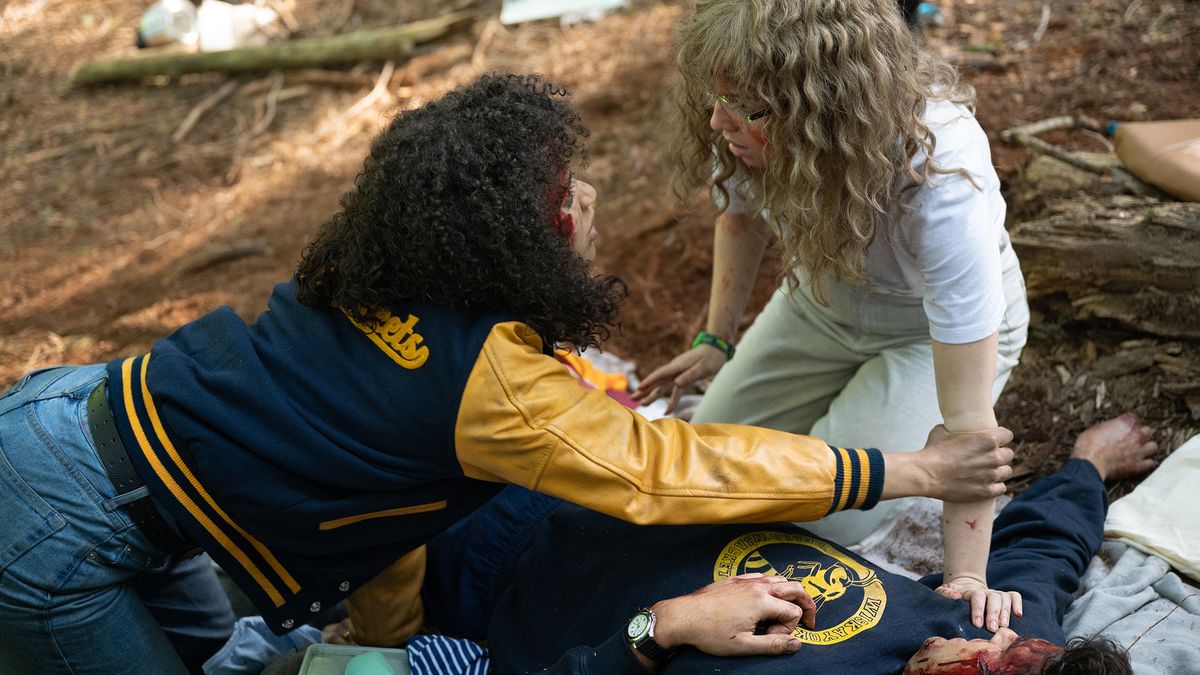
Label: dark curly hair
xmin=1040 ymin=637 xmax=1133 ymax=675
xmin=296 ymin=73 xmax=626 ymax=349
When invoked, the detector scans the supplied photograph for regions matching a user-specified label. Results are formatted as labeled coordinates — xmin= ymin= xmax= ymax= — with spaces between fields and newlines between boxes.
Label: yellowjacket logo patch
xmin=714 ymin=531 xmax=886 ymax=645
xmin=344 ymin=309 xmax=430 ymax=369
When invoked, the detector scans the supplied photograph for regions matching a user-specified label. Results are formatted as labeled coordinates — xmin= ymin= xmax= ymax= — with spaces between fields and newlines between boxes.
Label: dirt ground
xmin=2 ymin=0 xmax=1198 ymax=496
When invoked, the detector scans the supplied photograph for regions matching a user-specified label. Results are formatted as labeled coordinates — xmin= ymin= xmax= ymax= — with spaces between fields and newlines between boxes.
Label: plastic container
xmin=297 ymin=644 xmax=412 ymax=675
xmin=136 ymin=0 xmax=199 ymax=49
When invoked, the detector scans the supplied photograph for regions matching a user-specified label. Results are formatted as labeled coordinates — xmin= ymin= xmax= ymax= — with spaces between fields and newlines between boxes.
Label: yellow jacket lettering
xmin=345 ymin=309 xmax=430 ymax=369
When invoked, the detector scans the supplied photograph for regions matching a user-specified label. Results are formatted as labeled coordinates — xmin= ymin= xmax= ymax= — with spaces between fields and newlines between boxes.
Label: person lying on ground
xmin=391 ymin=414 xmax=1154 ymax=674
xmin=0 ymin=73 xmax=1014 ymax=675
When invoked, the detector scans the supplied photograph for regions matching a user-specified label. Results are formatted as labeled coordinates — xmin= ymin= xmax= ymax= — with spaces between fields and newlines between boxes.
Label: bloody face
xmin=709 ymin=80 xmax=770 ymax=168
xmin=904 ymin=629 xmax=1063 ymax=674
xmin=553 ymin=175 xmax=598 ymax=262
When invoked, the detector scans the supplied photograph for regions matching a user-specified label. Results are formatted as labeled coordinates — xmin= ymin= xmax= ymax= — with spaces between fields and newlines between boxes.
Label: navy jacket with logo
xmin=103 ymin=279 xmax=886 ymax=633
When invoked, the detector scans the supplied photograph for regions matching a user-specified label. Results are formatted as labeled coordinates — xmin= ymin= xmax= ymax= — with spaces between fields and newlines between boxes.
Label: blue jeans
xmin=0 ymin=365 xmax=234 ymax=674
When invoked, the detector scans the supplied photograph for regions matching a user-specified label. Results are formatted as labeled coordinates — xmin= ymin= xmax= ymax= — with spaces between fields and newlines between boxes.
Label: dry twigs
xmin=239 ymin=69 xmax=377 ymax=94
xmin=341 ymin=59 xmax=396 ymax=120
xmin=473 ymin=18 xmax=502 ymax=68
xmin=1003 ymin=116 xmax=1111 ymax=174
xmin=1002 ymin=116 xmax=1169 ymax=198
xmin=114 ymin=71 xmax=287 ymax=176
xmin=246 ymin=70 xmax=285 ymax=139
xmin=1033 ymin=2 xmax=1051 ymax=42
xmin=173 ymin=80 xmax=240 ymax=143
xmin=309 ymin=60 xmax=398 ymax=149
xmin=263 ymin=0 xmax=300 ymax=35
xmin=1123 ymin=0 xmax=1144 ymax=24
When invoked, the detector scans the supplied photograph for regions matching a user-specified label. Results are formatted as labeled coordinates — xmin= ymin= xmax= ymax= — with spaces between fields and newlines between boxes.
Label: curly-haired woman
xmin=0 ymin=74 xmax=1013 ymax=674
xmin=633 ymin=0 xmax=1030 ymax=631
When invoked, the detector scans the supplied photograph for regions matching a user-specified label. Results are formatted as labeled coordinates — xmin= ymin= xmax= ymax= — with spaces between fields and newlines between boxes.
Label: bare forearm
xmin=881 ymin=450 xmax=930 ymax=500
xmin=932 ymin=334 xmax=1000 ymax=585
xmin=942 ymin=500 xmax=994 ymax=586
xmin=707 ymin=211 xmax=771 ymax=340
xmin=941 ymin=406 xmax=996 ymax=586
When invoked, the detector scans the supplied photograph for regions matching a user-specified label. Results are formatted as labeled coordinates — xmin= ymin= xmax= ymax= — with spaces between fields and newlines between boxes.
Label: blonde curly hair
xmin=672 ymin=0 xmax=976 ymax=302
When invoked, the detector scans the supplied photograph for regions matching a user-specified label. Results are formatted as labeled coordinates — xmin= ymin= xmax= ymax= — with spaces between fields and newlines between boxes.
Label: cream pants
xmin=693 ymin=246 xmax=1029 ymax=547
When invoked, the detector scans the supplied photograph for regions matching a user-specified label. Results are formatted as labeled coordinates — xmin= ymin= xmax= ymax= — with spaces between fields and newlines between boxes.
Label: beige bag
xmin=1113 ymin=119 xmax=1200 ymax=202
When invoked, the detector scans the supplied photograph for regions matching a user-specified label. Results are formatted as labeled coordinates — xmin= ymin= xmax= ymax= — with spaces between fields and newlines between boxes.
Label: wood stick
xmin=69 ymin=10 xmax=473 ymax=86
xmin=263 ymin=0 xmax=300 ymax=35
xmin=1003 ymin=115 xmax=1168 ymax=196
xmin=246 ymin=71 xmax=285 ymax=138
xmin=1033 ymin=1 xmax=1051 ymax=42
xmin=174 ymin=241 xmax=273 ymax=277
xmin=172 ymin=80 xmax=240 ymax=143
xmin=1001 ymin=115 xmax=1104 ymax=138
xmin=1004 ymin=129 xmax=1111 ymax=175
xmin=310 ymin=60 xmax=396 ymax=148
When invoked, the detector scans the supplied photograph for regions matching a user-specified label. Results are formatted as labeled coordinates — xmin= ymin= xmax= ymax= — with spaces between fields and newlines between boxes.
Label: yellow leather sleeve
xmin=345 ymin=546 xmax=426 ymax=647
xmin=454 ymin=322 xmax=884 ymax=524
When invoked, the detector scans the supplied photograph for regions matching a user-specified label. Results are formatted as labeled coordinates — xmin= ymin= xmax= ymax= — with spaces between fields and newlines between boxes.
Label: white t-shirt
xmin=718 ymin=99 xmax=1009 ymax=344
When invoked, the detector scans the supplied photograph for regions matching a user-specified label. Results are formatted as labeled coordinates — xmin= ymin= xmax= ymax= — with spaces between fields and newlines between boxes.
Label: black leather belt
xmin=87 ymin=383 xmax=201 ymax=559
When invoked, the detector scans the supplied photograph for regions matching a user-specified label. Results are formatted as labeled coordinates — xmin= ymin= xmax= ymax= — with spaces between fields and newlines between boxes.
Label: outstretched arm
xmin=932 ymin=333 xmax=1019 ymax=632
xmin=455 ymin=322 xmax=1014 ymax=526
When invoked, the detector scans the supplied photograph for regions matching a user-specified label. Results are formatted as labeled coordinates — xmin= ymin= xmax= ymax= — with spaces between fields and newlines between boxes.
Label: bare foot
xmin=1070 ymin=413 xmax=1159 ymax=481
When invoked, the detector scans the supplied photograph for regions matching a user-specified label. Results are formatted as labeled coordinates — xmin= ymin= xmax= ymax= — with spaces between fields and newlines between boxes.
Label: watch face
xmin=627 ymin=612 xmax=650 ymax=639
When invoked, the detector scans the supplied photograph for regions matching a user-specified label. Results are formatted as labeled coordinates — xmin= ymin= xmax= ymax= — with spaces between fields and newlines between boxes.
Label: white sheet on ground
xmin=1104 ymin=434 xmax=1200 ymax=581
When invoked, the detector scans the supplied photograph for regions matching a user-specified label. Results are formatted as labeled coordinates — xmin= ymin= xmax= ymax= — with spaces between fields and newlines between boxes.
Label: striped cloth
xmin=406 ymin=635 xmax=490 ymax=675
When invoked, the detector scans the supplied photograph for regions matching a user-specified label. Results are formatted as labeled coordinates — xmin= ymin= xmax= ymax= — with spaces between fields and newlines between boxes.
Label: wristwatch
xmin=626 ymin=608 xmax=672 ymax=663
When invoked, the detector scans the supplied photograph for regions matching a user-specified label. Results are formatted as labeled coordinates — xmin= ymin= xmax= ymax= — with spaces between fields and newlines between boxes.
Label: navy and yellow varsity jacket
xmin=103 ymin=279 xmax=884 ymax=634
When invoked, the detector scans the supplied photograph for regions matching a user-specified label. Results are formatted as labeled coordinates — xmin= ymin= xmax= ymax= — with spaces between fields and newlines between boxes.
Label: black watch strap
xmin=627 ymin=609 xmax=673 ymax=663
xmin=633 ymin=634 xmax=672 ymax=662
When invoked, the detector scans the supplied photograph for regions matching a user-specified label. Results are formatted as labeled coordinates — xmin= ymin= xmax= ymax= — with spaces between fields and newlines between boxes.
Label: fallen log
xmin=69 ymin=10 xmax=473 ymax=87
xmin=1010 ymin=196 xmax=1200 ymax=339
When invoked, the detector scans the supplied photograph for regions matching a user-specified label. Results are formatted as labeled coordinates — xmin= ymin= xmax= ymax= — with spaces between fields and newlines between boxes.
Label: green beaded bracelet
xmin=692 ymin=331 xmax=735 ymax=360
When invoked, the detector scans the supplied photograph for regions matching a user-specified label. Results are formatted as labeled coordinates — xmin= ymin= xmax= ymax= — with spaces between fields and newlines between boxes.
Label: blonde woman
xmin=634 ymin=0 xmax=1029 ymax=631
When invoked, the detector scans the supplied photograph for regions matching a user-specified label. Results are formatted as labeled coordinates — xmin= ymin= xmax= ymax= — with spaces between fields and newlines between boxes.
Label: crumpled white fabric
xmin=1104 ymin=434 xmax=1200 ymax=581
xmin=202 ymin=616 xmax=321 ymax=675
xmin=1064 ymin=542 xmax=1200 ymax=675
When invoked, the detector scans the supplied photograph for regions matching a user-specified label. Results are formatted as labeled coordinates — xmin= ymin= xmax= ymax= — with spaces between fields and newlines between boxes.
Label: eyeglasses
xmin=713 ymin=93 xmax=770 ymax=125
